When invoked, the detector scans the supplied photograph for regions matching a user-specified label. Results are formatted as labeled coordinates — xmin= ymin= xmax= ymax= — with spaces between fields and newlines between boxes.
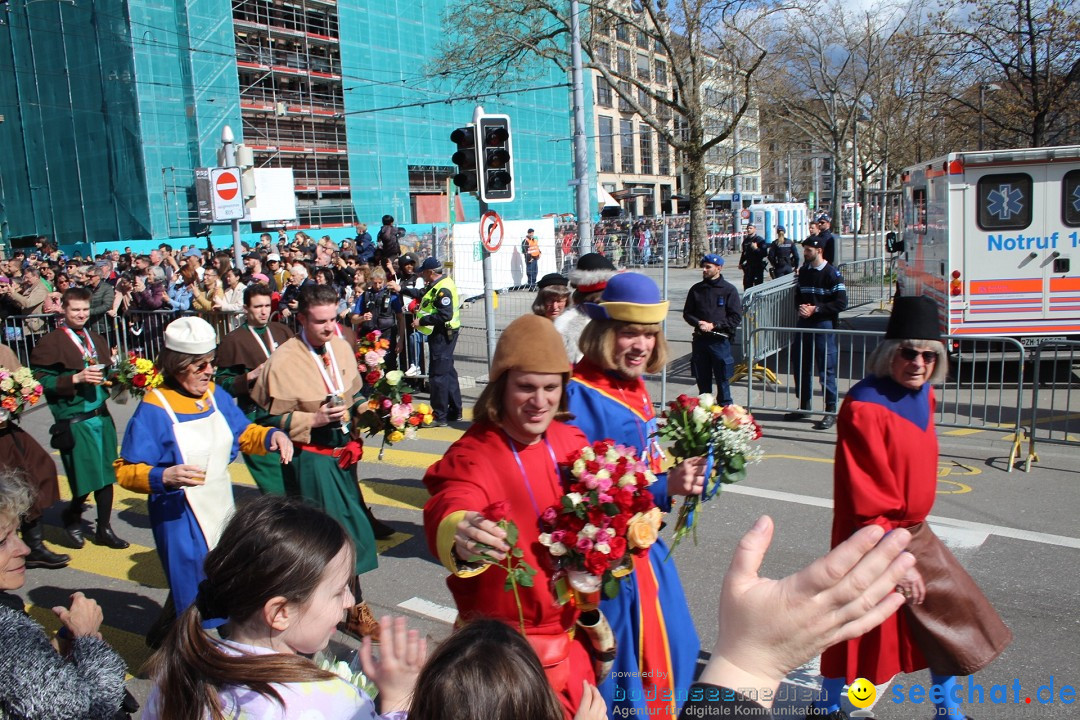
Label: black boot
xmin=61 ymin=505 xmax=85 ymax=549
xmin=20 ymin=519 xmax=71 ymax=569
xmin=813 ymin=405 xmax=838 ymax=431
xmin=95 ymin=524 xmax=130 ymax=549
xmin=364 ymin=506 xmax=395 ymax=540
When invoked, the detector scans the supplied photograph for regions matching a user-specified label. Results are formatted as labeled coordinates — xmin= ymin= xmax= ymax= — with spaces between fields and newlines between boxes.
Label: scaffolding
xmin=231 ymin=0 xmax=355 ymax=228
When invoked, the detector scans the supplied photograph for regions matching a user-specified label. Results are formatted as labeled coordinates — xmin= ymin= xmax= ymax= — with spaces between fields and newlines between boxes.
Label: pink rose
xmin=575 ymin=536 xmax=594 ymax=552
xmin=541 ymin=506 xmax=558 ymax=524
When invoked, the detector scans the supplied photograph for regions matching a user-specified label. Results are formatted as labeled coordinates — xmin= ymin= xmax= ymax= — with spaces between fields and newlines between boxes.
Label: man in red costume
xmin=423 ymin=314 xmax=606 ymax=719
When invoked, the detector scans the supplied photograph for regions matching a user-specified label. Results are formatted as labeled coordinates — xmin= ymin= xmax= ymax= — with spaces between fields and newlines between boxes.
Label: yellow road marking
xmin=762 ymin=453 xmax=835 ymax=464
xmin=26 ymin=604 xmax=154 ymax=675
xmin=937 ymin=479 xmax=972 ymax=494
xmin=43 ymin=525 xmax=168 ymax=588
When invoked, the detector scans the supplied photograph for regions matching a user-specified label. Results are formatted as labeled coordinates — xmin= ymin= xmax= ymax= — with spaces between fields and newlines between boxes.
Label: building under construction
xmin=0 ymin=0 xmax=577 ymax=247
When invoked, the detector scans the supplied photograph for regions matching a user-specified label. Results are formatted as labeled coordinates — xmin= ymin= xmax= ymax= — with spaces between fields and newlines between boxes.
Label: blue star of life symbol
xmin=1071 ymin=185 xmax=1080 ymax=214
xmin=986 ymin=184 xmax=1024 ymax=220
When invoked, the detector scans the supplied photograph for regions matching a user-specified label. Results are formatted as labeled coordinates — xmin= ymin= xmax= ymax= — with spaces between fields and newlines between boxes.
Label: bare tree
xmin=936 ymin=0 xmax=1080 ymax=149
xmin=430 ymin=0 xmax=789 ymax=263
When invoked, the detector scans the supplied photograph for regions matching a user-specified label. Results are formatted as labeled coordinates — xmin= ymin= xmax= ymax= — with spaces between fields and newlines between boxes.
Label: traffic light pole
xmin=221 ymin=126 xmax=244 ymax=267
xmin=478 ymin=196 xmax=497 ymax=366
xmin=569 ymin=0 xmax=593 ymax=254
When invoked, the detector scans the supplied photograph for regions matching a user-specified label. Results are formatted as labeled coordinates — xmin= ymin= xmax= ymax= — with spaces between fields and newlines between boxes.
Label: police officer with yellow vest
xmin=411 ymin=257 xmax=461 ymax=426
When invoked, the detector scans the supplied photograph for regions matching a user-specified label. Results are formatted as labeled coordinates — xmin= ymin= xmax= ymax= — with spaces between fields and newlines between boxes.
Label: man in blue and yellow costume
xmin=565 ymin=272 xmax=705 ymax=716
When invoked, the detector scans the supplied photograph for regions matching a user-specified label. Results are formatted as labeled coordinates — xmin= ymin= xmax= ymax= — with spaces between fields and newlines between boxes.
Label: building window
xmin=640 ymin=130 xmax=653 ymax=175
xmin=621 ymin=119 xmax=635 ymax=174
xmin=596 ymin=77 xmax=612 ymax=107
xmin=637 ymin=86 xmax=650 ymax=113
xmin=636 ymin=30 xmax=649 ymax=49
xmin=599 ymin=116 xmax=615 ymax=173
xmin=655 ymin=60 xmax=667 ymax=85
xmin=617 ymin=48 xmax=631 ymax=75
xmin=636 ymin=53 xmax=651 ymax=81
xmin=658 ymin=140 xmax=670 ymax=175
xmin=616 ymin=23 xmax=629 ymax=41
xmin=618 ymin=81 xmax=633 ymax=112
xmin=595 ymin=42 xmax=610 ymax=66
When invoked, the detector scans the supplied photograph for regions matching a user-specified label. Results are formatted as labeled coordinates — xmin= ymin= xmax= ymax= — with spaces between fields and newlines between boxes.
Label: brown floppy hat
xmin=490 ymin=314 xmax=571 ymax=383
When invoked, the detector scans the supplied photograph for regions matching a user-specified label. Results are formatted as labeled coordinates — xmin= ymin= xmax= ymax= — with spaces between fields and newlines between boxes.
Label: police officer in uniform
xmin=683 ymin=254 xmax=743 ymax=405
xmin=738 ymin=224 xmax=768 ymax=289
xmin=353 ymin=268 xmax=405 ymax=371
xmin=412 ymin=257 xmax=461 ymax=426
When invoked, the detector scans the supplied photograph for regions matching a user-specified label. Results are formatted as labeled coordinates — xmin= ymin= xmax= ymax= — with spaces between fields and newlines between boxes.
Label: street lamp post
xmin=978 ymin=82 xmax=1001 ymax=151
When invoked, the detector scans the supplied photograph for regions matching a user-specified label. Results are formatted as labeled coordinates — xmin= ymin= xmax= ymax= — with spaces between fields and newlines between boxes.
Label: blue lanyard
xmin=503 ymin=430 xmax=560 ymax=518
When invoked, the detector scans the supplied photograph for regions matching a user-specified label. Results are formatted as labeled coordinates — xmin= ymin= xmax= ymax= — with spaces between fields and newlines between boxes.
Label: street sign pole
xmin=221 ymin=126 xmax=243 ymax=266
xmin=474 ymin=105 xmax=497 ymax=367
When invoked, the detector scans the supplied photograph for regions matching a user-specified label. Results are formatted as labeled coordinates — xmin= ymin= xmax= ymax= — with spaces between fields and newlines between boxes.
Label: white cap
xmin=266 ymin=253 xmax=281 ymax=262
xmin=164 ymin=317 xmax=217 ymax=355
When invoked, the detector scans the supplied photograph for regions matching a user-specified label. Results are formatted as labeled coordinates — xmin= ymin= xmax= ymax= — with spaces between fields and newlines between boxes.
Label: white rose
xmin=538 ymin=533 xmax=553 ymax=546
xmin=595 ymin=468 xmax=610 ymax=479
xmin=581 ymin=523 xmax=598 ymax=539
xmin=698 ymin=392 xmax=715 ymax=409
xmin=567 ymin=492 xmax=584 ymax=506
xmin=580 ymin=447 xmax=595 ymax=461
xmin=691 ymin=406 xmax=709 ymax=425
xmin=605 ymin=448 xmax=619 ymax=463
xmin=384 ymin=370 xmax=404 ymax=386
xmin=572 ymin=458 xmax=586 ymax=476
xmin=550 ymin=542 xmax=568 ymax=556
xmin=595 ymin=542 xmax=611 ymax=554
xmin=619 ymin=473 xmax=637 ymax=487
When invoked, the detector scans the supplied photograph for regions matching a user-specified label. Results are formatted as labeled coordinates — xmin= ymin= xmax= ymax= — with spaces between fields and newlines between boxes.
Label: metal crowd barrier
xmin=731 ymin=274 xmax=797 ymax=379
xmin=1025 ymin=341 xmax=1080 ymax=471
xmin=746 ymin=326 xmax=1028 ymax=469
xmin=836 ymin=256 xmax=895 ymax=310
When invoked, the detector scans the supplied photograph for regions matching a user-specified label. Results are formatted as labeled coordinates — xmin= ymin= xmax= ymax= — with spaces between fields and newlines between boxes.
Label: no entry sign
xmin=210 ymin=166 xmax=244 ymax=221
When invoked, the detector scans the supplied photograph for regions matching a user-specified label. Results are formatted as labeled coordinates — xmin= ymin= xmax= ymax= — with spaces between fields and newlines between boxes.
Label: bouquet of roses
xmin=0 ymin=365 xmax=44 ymax=422
xmin=354 ymin=369 xmax=433 ymax=457
xmin=539 ymin=439 xmax=660 ymax=603
xmin=355 ymin=329 xmax=391 ymax=387
xmin=656 ymin=393 xmax=762 ymax=551
xmin=109 ymin=351 xmax=163 ymax=401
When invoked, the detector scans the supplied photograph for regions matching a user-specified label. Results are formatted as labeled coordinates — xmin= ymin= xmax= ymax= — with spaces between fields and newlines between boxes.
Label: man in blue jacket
xmin=683 ymin=254 xmax=742 ymax=405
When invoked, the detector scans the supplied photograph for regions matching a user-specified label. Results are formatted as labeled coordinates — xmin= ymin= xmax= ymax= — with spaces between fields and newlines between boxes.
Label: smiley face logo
xmin=848 ymin=678 xmax=877 ymax=708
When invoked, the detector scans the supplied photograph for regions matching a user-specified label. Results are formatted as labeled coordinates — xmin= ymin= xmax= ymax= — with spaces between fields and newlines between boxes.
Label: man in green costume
xmin=214 ymin=283 xmax=295 ymax=495
xmin=30 ymin=287 xmax=128 ymax=549
xmin=250 ymin=284 xmax=380 ymax=639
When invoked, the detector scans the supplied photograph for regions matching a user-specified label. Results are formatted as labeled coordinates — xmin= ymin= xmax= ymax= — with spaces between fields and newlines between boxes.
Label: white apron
xmin=151 ymin=388 xmax=236 ymax=549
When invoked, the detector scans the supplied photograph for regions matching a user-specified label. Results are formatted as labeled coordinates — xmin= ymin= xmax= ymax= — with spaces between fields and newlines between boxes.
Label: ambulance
xmin=895 ymin=145 xmax=1080 ymax=348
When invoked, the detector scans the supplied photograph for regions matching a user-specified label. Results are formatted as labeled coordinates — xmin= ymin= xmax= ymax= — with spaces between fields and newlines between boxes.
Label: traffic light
xmin=450 ymin=126 xmax=478 ymax=193
xmin=478 ymin=114 xmax=514 ymax=203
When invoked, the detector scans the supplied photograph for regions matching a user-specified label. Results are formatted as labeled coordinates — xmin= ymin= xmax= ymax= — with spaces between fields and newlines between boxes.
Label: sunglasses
xmin=189 ymin=358 xmax=217 ymax=373
xmin=899 ymin=347 xmax=938 ymax=363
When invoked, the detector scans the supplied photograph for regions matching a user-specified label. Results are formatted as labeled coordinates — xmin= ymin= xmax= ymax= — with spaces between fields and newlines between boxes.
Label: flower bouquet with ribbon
xmin=355 ymin=329 xmax=391 ymax=388
xmin=354 ymin=369 xmax=433 ymax=458
xmin=538 ymin=439 xmax=660 ymax=606
xmin=0 ymin=365 xmax=44 ymax=424
xmin=109 ymin=351 xmax=163 ymax=403
xmin=463 ymin=500 xmax=536 ymax=634
xmin=656 ymin=393 xmax=762 ymax=552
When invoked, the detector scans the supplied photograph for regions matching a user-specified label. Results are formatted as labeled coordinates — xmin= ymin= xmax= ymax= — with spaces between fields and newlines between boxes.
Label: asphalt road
xmin=7 ymin=258 xmax=1080 ymax=719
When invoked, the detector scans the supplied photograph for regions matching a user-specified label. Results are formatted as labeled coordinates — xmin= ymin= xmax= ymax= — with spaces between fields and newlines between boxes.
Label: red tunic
xmin=423 ymin=421 xmax=595 ymax=717
xmin=821 ymin=375 xmax=938 ymax=684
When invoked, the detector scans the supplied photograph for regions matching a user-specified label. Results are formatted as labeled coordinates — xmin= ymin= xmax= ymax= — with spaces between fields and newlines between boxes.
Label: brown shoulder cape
xmin=29 ymin=326 xmax=111 ymax=371
xmin=217 ymin=322 xmax=295 ymax=372
xmin=251 ymin=335 xmax=361 ymax=416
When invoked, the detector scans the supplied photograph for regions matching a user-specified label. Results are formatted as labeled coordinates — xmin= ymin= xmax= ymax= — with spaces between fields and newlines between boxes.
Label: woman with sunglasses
xmin=115 ymin=317 xmax=293 ymax=642
xmin=811 ymin=296 xmax=981 ymax=720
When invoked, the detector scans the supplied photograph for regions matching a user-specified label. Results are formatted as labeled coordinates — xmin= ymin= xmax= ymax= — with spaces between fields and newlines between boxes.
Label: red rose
xmin=585 ymin=460 xmax=600 ymax=474
xmin=563 ymin=531 xmax=578 ymax=548
xmin=365 ymin=371 xmax=381 ymax=385
xmin=481 ymin=500 xmax=510 ymax=522
xmin=609 ymin=536 xmax=627 ymax=558
xmin=587 ymin=506 xmax=606 ymax=526
xmin=610 ymin=514 xmax=629 ymax=534
xmin=632 ymin=494 xmax=654 ymax=513
xmin=402 ymin=393 xmax=413 ymax=403
xmin=132 ymin=374 xmax=147 ymax=388
xmin=565 ymin=515 xmax=586 ymax=532
xmin=585 ymin=552 xmax=609 ymax=576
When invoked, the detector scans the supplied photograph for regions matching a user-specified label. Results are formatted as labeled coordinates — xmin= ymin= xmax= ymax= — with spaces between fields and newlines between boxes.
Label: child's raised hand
xmin=359 ymin=615 xmax=427 ymax=713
